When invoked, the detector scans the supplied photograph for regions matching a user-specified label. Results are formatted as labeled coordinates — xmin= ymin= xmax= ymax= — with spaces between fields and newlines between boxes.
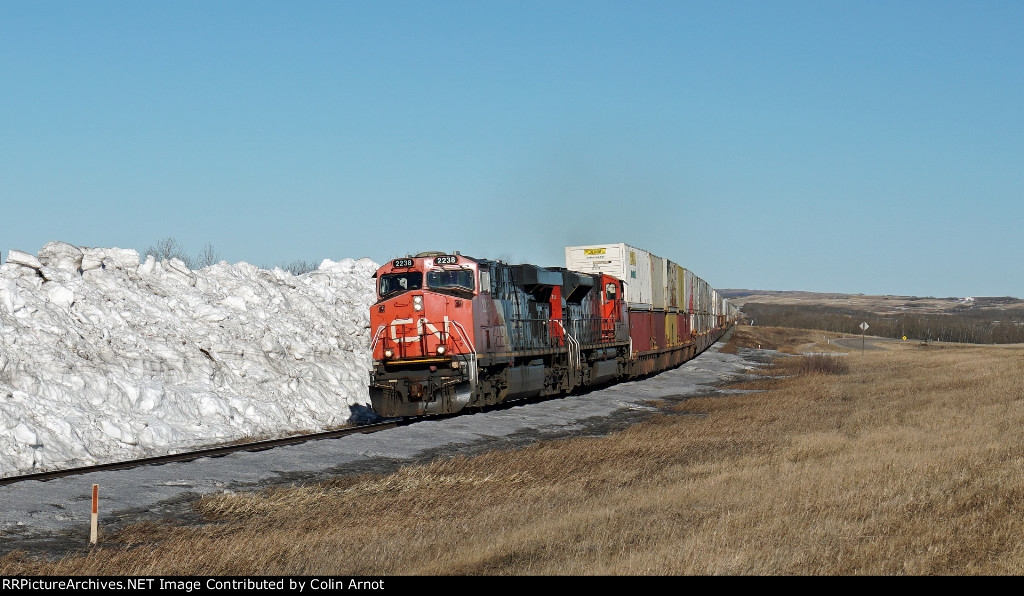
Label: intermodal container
xmin=666 ymin=261 xmax=680 ymax=310
xmin=565 ymin=243 xmax=654 ymax=307
xmin=651 ymin=254 xmax=666 ymax=310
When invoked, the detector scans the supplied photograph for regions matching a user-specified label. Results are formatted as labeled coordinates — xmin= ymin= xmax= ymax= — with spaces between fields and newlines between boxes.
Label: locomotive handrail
xmin=555 ymin=320 xmax=582 ymax=374
xmin=570 ymin=316 xmax=618 ymax=344
xmin=504 ymin=316 xmax=621 ymax=350
xmin=448 ymin=319 xmax=478 ymax=388
xmin=448 ymin=320 xmax=476 ymax=355
xmin=369 ymin=325 xmax=388 ymax=357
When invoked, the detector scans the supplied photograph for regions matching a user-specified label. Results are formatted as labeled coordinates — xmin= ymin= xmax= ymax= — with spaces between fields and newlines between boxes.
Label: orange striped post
xmin=90 ymin=484 xmax=98 ymax=544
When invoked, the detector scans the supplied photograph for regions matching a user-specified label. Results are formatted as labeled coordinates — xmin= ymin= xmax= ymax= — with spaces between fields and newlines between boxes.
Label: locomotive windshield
xmin=379 ymin=272 xmax=423 ymax=298
xmin=426 ymin=268 xmax=475 ymax=297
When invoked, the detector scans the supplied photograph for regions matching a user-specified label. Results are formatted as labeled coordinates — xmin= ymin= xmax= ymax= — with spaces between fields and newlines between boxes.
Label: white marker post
xmin=90 ymin=484 xmax=99 ymax=545
xmin=860 ymin=322 xmax=869 ymax=355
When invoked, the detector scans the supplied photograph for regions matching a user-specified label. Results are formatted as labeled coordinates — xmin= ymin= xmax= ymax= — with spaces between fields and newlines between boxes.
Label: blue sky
xmin=2 ymin=1 xmax=1021 ymax=298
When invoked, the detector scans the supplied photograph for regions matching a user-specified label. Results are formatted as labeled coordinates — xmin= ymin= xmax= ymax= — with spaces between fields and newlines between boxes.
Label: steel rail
xmin=0 ymin=420 xmax=402 ymax=487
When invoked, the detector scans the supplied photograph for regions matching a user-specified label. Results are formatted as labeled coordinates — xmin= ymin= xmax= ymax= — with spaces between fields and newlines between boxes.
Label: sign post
xmin=90 ymin=484 xmax=98 ymax=545
xmin=860 ymin=322 xmax=869 ymax=355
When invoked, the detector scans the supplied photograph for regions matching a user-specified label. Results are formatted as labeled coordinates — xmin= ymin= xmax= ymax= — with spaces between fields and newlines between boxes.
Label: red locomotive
xmin=368 ymin=248 xmax=736 ymax=417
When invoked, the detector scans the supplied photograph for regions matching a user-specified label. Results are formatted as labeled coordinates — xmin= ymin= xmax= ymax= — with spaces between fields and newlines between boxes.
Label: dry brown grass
xmin=792 ymin=353 xmax=850 ymax=376
xmin=5 ymin=327 xmax=1024 ymax=575
xmin=719 ymin=325 xmax=845 ymax=354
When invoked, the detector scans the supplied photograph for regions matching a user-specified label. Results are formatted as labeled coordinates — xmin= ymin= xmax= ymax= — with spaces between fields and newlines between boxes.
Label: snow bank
xmin=0 ymin=241 xmax=379 ymax=477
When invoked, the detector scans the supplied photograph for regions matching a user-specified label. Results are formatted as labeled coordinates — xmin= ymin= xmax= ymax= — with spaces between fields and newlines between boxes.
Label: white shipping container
xmin=691 ymin=274 xmax=702 ymax=314
xmin=698 ymin=278 xmax=710 ymax=314
xmin=565 ymin=243 xmax=654 ymax=306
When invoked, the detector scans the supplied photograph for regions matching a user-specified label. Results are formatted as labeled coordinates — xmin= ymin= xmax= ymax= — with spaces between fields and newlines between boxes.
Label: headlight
xmin=436 ymin=345 xmax=446 ymax=355
xmin=413 ymin=295 xmax=423 ymax=311
xmin=383 ymin=348 xmax=394 ymax=359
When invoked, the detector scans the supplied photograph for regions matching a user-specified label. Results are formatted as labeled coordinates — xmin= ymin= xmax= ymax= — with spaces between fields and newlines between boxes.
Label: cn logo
xmin=389 ymin=317 xmax=451 ymax=343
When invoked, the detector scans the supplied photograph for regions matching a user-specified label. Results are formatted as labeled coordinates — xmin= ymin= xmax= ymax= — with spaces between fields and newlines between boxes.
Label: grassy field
xmin=4 ymin=325 xmax=1024 ymax=575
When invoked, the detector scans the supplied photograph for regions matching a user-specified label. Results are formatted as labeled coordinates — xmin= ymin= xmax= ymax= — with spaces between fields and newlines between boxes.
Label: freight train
xmin=368 ymin=243 xmax=739 ymax=417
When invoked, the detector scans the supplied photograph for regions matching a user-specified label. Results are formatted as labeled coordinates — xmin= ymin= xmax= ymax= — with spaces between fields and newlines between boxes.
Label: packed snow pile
xmin=0 ymin=241 xmax=379 ymax=478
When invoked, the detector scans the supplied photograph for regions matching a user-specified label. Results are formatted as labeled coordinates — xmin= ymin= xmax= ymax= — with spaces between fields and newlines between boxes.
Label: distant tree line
xmin=742 ymin=303 xmax=1024 ymax=344
xmin=144 ymin=237 xmax=221 ymax=269
xmin=143 ymin=237 xmax=318 ymax=275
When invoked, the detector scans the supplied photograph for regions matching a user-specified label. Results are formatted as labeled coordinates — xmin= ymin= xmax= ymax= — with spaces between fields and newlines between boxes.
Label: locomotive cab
xmin=599 ymin=275 xmax=625 ymax=340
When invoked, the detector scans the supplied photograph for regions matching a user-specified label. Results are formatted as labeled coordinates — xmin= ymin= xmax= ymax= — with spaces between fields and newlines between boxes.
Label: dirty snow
xmin=0 ymin=241 xmax=378 ymax=478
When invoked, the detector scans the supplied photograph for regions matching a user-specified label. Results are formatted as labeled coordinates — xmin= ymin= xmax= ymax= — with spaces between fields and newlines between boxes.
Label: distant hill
xmin=719 ymin=289 xmax=1024 ymax=316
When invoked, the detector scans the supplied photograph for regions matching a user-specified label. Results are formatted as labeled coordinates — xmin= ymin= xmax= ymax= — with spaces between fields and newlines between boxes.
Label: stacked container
xmin=666 ymin=261 xmax=680 ymax=310
xmin=564 ymin=243 xmax=654 ymax=307
xmin=566 ymin=243 xmax=731 ymax=357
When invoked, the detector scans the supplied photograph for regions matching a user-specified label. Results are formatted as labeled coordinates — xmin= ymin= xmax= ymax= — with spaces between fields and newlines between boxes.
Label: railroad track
xmin=0 ymin=420 xmax=402 ymax=487
xmin=0 ymin=384 xmax=617 ymax=488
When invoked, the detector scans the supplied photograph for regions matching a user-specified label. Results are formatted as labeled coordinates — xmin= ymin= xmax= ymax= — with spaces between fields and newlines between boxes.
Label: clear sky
xmin=2 ymin=1 xmax=1021 ymax=298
